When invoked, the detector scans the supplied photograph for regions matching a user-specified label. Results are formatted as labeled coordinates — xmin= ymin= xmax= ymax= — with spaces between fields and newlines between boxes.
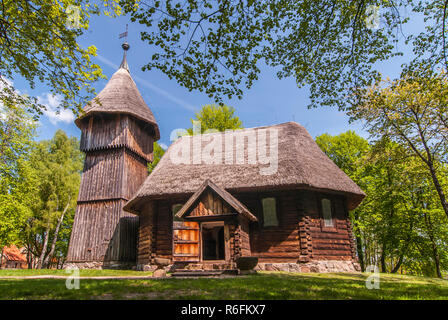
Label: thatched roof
xmin=176 ymin=179 xmax=258 ymax=222
xmin=124 ymin=122 xmax=365 ymax=213
xmin=75 ymin=64 xmax=160 ymax=140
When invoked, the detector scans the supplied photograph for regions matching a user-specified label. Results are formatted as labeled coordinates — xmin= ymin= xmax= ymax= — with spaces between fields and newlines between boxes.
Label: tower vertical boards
xmin=66 ymin=41 xmax=159 ymax=268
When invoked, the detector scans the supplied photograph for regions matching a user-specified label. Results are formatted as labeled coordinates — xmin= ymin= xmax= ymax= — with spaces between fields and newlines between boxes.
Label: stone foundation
xmin=67 ymin=260 xmax=360 ymax=273
xmin=64 ymin=261 xmax=136 ymax=270
xmin=137 ymin=262 xmax=233 ymax=272
xmin=137 ymin=264 xmax=159 ymax=272
xmin=255 ymin=260 xmax=361 ymax=273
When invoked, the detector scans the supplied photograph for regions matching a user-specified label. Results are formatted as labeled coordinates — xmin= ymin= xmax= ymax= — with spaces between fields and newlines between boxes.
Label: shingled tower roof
xmin=75 ymin=42 xmax=160 ymax=140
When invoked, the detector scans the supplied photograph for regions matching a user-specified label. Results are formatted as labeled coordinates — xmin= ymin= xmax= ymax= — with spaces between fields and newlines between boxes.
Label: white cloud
xmin=38 ymin=93 xmax=75 ymax=125
xmin=159 ymin=143 xmax=168 ymax=150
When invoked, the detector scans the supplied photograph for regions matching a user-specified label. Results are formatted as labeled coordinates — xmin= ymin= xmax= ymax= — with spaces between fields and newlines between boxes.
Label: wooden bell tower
xmin=66 ymin=40 xmax=160 ymax=268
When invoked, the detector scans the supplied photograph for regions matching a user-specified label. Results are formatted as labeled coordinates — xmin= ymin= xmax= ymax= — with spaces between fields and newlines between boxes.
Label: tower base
xmin=64 ymin=261 xmax=137 ymax=270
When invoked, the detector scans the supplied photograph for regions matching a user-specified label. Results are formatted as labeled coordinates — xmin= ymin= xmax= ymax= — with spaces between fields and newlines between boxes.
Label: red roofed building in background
xmin=1 ymin=245 xmax=27 ymax=269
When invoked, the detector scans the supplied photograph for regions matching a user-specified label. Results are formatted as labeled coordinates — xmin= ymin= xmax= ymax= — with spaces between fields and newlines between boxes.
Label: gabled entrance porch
xmin=171 ymin=180 xmax=257 ymax=271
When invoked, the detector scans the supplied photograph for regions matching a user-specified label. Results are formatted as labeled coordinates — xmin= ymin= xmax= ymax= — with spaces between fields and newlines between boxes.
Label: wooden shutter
xmin=173 ymin=221 xmax=200 ymax=262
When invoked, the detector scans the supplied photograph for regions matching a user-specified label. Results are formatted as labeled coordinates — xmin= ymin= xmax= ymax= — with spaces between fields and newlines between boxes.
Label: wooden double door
xmin=173 ymin=221 xmax=228 ymax=262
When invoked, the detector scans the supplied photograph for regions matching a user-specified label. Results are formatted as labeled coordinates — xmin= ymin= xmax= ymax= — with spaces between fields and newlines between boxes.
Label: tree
xmin=148 ymin=142 xmax=166 ymax=174
xmin=151 ymin=104 xmax=242 ymax=172
xmin=25 ymin=130 xmax=83 ymax=269
xmin=410 ymin=0 xmax=448 ymax=71
xmin=362 ymin=139 xmax=422 ymax=274
xmin=316 ymin=131 xmax=370 ymax=270
xmin=350 ymin=68 xmax=448 ymax=220
xmin=0 ymin=97 xmax=38 ymax=260
xmin=0 ymin=0 xmax=124 ymax=116
xmin=316 ymin=131 xmax=369 ymax=180
xmin=316 ymin=131 xmax=447 ymax=277
xmin=187 ymin=104 xmax=243 ymax=134
xmin=118 ymin=0 xmax=419 ymax=108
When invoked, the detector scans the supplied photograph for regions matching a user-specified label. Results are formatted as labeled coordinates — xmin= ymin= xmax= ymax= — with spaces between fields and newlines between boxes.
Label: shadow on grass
xmin=1 ymin=272 xmax=447 ymax=300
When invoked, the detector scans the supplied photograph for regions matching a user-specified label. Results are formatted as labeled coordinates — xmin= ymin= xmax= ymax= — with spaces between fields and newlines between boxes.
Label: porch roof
xmin=175 ymin=179 xmax=258 ymax=222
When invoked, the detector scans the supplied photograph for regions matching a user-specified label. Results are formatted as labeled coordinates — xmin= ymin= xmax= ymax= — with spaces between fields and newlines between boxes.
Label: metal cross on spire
xmin=119 ymin=24 xmax=130 ymax=71
xmin=119 ymin=24 xmax=128 ymax=42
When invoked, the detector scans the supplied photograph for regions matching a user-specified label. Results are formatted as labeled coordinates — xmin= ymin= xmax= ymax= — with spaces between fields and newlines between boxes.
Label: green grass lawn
xmin=0 ymin=270 xmax=446 ymax=300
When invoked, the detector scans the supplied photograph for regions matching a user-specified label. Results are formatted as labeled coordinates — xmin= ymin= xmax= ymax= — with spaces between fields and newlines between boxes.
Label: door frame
xmin=200 ymin=221 xmax=226 ymax=262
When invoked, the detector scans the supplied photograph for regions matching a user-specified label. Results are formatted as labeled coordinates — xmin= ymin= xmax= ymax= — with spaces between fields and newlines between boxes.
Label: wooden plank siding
xmin=173 ymin=221 xmax=200 ymax=262
xmin=79 ymin=114 xmax=154 ymax=161
xmin=67 ymin=200 xmax=138 ymax=262
xmin=67 ymin=113 xmax=154 ymax=266
xmin=189 ymin=190 xmax=233 ymax=217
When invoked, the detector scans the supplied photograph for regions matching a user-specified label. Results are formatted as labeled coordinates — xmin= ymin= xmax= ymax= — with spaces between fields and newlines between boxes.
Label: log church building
xmin=66 ymin=42 xmax=365 ymax=273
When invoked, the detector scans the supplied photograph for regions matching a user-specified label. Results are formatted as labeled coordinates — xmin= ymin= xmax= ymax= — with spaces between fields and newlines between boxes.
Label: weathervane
xmin=119 ymin=24 xmax=130 ymax=51
xmin=119 ymin=24 xmax=130 ymax=70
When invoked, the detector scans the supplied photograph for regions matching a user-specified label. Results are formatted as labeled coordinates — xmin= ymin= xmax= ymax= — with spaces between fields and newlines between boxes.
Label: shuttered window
xmin=262 ymin=198 xmax=278 ymax=227
xmin=322 ymin=198 xmax=333 ymax=227
xmin=172 ymin=204 xmax=184 ymax=222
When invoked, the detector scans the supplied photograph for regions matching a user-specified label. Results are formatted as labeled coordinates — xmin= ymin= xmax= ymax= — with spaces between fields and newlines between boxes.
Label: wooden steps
xmin=171 ymin=269 xmax=238 ymax=278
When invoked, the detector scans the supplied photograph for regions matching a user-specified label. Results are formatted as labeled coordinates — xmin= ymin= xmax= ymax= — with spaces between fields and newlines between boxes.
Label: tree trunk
xmin=0 ymin=247 xmax=3 ymax=269
xmin=37 ymin=222 xmax=51 ymax=269
xmin=380 ymin=165 xmax=396 ymax=274
xmin=380 ymin=244 xmax=387 ymax=273
xmin=391 ymin=213 xmax=414 ymax=274
xmin=415 ymin=120 xmax=448 ymax=219
xmin=427 ymin=164 xmax=448 ymax=220
xmin=26 ymin=246 xmax=31 ymax=269
xmin=356 ymin=235 xmax=365 ymax=272
xmin=431 ymin=242 xmax=442 ymax=278
xmin=42 ymin=200 xmax=69 ymax=268
xmin=26 ymin=242 xmax=39 ymax=269
xmin=424 ymin=211 xmax=442 ymax=278
xmin=391 ymin=255 xmax=404 ymax=273
xmin=352 ymin=210 xmax=365 ymax=272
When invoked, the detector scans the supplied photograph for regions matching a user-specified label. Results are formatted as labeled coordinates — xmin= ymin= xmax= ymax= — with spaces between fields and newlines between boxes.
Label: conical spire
xmin=120 ymin=42 xmax=130 ymax=71
xmin=75 ymin=34 xmax=160 ymax=140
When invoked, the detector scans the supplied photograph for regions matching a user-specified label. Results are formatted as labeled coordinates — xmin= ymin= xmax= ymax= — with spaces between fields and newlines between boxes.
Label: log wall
xmin=236 ymin=190 xmax=301 ymax=262
xmin=135 ymin=190 xmax=356 ymax=266
xmin=237 ymin=217 xmax=251 ymax=257
xmin=302 ymin=191 xmax=355 ymax=261
xmin=155 ymin=200 xmax=173 ymax=259
xmin=235 ymin=190 xmax=355 ymax=263
xmin=137 ymin=202 xmax=155 ymax=265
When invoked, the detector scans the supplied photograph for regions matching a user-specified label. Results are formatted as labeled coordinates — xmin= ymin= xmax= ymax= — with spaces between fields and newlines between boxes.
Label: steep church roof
xmin=124 ymin=122 xmax=366 ymax=213
xmin=75 ymin=43 xmax=160 ymax=140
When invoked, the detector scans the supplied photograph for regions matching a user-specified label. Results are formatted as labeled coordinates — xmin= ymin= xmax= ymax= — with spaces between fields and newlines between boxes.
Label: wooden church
xmin=66 ymin=43 xmax=365 ymax=273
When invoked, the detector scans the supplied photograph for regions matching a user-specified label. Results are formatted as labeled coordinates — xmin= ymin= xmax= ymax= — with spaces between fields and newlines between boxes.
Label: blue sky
xmin=11 ymin=9 xmax=423 ymax=148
